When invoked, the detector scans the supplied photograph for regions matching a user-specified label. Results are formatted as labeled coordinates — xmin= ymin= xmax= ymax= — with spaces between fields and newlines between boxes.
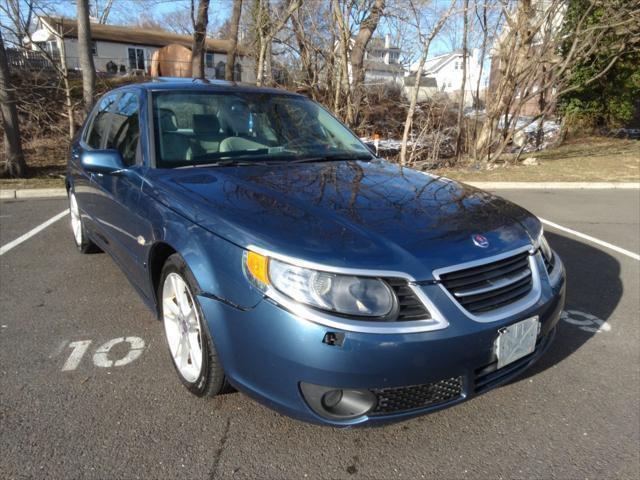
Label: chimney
xmin=384 ymin=34 xmax=391 ymax=49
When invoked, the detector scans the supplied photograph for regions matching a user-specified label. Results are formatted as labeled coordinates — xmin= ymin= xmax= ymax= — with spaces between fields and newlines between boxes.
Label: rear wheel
xmin=159 ymin=254 xmax=226 ymax=397
xmin=69 ymin=191 xmax=99 ymax=253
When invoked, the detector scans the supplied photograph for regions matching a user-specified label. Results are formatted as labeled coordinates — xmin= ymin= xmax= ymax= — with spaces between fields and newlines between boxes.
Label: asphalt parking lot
xmin=1 ymin=189 xmax=638 ymax=479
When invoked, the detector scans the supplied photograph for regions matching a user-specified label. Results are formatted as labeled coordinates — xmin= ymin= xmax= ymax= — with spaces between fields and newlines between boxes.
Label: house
xmin=403 ymin=73 xmax=438 ymax=102
xmin=339 ymin=34 xmax=405 ymax=86
xmin=27 ymin=16 xmax=255 ymax=82
xmin=361 ymin=35 xmax=405 ymax=85
xmin=408 ymin=49 xmax=485 ymax=105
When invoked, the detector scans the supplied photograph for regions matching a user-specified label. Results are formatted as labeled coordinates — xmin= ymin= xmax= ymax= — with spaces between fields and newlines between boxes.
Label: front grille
xmin=370 ymin=377 xmax=463 ymax=415
xmin=439 ymin=251 xmax=533 ymax=314
xmin=385 ymin=278 xmax=431 ymax=321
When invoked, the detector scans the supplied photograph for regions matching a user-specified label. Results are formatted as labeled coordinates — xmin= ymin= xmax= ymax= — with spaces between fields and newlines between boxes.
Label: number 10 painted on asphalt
xmin=62 ymin=337 xmax=146 ymax=371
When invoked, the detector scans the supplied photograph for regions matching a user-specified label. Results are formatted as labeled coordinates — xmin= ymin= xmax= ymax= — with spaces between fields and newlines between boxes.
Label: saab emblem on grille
xmin=472 ymin=234 xmax=489 ymax=248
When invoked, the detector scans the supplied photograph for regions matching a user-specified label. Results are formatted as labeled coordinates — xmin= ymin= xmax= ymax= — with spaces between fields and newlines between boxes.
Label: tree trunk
xmin=471 ymin=0 xmax=488 ymax=161
xmin=225 ymin=0 xmax=243 ymax=81
xmin=56 ymin=27 xmax=76 ymax=139
xmin=455 ymin=0 xmax=469 ymax=162
xmin=291 ymin=10 xmax=314 ymax=90
xmin=348 ymin=0 xmax=385 ymax=126
xmin=256 ymin=40 xmax=268 ymax=85
xmin=191 ymin=0 xmax=210 ymax=79
xmin=77 ymin=0 xmax=96 ymax=114
xmin=255 ymin=0 xmax=302 ymax=86
xmin=0 ymin=31 xmax=27 ymax=178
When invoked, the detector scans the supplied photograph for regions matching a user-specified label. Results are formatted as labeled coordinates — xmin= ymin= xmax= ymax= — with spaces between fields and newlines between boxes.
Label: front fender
xmin=145 ymin=199 xmax=264 ymax=311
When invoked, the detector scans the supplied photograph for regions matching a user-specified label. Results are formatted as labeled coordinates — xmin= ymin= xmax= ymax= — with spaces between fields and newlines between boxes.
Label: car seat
xmin=158 ymin=108 xmax=192 ymax=162
xmin=192 ymin=114 xmax=224 ymax=155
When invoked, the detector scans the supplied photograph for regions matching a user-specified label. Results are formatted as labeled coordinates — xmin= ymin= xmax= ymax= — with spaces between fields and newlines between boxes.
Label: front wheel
xmin=159 ymin=254 xmax=226 ymax=397
xmin=69 ymin=191 xmax=99 ymax=253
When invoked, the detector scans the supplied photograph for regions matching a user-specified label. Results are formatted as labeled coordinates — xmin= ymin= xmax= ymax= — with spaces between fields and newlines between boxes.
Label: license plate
xmin=495 ymin=316 xmax=540 ymax=369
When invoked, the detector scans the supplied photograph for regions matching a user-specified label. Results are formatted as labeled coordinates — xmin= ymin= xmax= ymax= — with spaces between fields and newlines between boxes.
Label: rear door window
xmin=86 ymin=93 xmax=118 ymax=149
xmin=107 ymin=92 xmax=140 ymax=166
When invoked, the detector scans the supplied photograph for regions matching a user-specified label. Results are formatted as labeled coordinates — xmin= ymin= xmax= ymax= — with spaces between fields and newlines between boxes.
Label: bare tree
xmin=454 ymin=0 xmax=469 ymax=160
xmin=77 ymin=0 xmax=96 ymax=114
xmin=347 ymin=0 xmax=385 ymax=125
xmin=89 ymin=0 xmax=115 ymax=23
xmin=0 ymin=30 xmax=27 ymax=177
xmin=191 ymin=0 xmax=210 ymax=79
xmin=1 ymin=0 xmax=35 ymax=45
xmin=474 ymin=0 xmax=639 ymax=162
xmin=399 ymin=0 xmax=456 ymax=165
xmin=226 ymin=0 xmax=243 ymax=80
xmin=254 ymin=0 xmax=302 ymax=86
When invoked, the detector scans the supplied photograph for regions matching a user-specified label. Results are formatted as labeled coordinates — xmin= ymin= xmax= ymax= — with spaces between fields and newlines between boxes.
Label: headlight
xmin=536 ymin=229 xmax=553 ymax=261
xmin=539 ymin=234 xmax=553 ymax=261
xmin=244 ymin=251 xmax=395 ymax=317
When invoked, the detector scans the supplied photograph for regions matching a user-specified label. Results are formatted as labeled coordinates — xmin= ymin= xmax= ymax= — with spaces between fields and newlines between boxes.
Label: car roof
xmin=114 ymin=78 xmax=304 ymax=97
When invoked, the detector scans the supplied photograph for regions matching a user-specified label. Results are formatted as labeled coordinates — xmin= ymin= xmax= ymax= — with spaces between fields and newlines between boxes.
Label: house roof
xmin=39 ymin=16 xmax=247 ymax=55
xmin=421 ymin=50 xmax=462 ymax=74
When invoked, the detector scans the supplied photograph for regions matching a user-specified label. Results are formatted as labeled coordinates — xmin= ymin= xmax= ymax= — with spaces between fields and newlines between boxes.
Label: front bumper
xmin=200 ymin=253 xmax=566 ymax=426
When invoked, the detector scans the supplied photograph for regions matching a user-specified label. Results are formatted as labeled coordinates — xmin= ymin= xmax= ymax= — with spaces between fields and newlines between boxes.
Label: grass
xmin=1 ymin=136 xmax=638 ymax=190
xmin=434 ymin=137 xmax=640 ymax=182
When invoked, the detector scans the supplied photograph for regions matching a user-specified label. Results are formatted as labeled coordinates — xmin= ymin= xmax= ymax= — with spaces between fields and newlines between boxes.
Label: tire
xmin=159 ymin=254 xmax=226 ymax=397
xmin=69 ymin=190 xmax=99 ymax=254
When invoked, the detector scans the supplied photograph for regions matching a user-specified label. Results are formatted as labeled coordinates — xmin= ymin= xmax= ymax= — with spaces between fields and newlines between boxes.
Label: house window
xmin=454 ymin=61 xmax=458 ymax=70
xmin=91 ymin=41 xmax=97 ymax=55
xmin=205 ymin=53 xmax=214 ymax=69
xmin=233 ymin=62 xmax=242 ymax=81
xmin=127 ymin=47 xmax=145 ymax=70
xmin=215 ymin=61 xmax=225 ymax=79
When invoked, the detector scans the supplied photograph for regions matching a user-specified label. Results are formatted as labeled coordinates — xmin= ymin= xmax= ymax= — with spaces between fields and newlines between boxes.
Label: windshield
xmin=151 ymin=90 xmax=372 ymax=167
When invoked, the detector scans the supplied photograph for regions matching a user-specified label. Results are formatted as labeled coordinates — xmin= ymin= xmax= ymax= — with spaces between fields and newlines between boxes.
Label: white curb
xmin=467 ymin=182 xmax=640 ymax=190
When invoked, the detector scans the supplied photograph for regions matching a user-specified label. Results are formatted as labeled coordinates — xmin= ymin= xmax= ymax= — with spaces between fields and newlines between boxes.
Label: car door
xmin=89 ymin=90 xmax=149 ymax=290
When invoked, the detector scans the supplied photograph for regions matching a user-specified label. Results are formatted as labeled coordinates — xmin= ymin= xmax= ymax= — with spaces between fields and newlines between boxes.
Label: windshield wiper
xmin=287 ymin=153 xmax=374 ymax=164
xmin=192 ymin=149 xmax=270 ymax=162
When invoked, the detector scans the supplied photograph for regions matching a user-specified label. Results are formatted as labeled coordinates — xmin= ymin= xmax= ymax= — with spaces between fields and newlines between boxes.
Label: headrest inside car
xmin=193 ymin=114 xmax=221 ymax=135
xmin=159 ymin=108 xmax=178 ymax=132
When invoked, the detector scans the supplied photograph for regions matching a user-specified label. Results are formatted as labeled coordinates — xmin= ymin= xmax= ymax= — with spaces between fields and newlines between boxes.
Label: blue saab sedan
xmin=66 ymin=79 xmax=565 ymax=426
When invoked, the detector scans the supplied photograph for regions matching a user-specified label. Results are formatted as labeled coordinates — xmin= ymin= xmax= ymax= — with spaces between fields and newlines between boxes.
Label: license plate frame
xmin=495 ymin=316 xmax=540 ymax=369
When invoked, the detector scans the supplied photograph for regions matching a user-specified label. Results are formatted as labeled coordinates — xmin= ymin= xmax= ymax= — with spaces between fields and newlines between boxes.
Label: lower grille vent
xmin=370 ymin=377 xmax=463 ymax=415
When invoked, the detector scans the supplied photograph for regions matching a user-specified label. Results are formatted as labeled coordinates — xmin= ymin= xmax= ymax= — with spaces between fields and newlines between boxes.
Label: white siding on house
xmin=32 ymin=19 xmax=255 ymax=82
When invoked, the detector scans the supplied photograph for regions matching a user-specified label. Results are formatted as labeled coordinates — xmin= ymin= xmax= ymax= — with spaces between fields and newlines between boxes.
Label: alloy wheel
xmin=162 ymin=272 xmax=203 ymax=383
xmin=69 ymin=193 xmax=83 ymax=246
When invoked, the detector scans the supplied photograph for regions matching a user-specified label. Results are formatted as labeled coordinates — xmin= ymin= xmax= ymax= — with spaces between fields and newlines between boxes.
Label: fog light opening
xmin=321 ymin=389 xmax=343 ymax=409
xmin=300 ymin=382 xmax=377 ymax=420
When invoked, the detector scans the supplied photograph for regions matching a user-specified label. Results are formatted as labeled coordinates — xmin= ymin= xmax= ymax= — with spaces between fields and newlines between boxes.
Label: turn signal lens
xmin=246 ymin=251 xmax=270 ymax=285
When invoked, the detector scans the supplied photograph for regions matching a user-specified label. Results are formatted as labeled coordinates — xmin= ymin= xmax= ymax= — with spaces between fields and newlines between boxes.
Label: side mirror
xmin=364 ymin=142 xmax=377 ymax=155
xmin=81 ymin=149 xmax=125 ymax=174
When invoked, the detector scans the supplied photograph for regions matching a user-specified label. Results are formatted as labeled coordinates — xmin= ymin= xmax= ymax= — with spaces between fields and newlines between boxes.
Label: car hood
xmin=144 ymin=160 xmax=540 ymax=280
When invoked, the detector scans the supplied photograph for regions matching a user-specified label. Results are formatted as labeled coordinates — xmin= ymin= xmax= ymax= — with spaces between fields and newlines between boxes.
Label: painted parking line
xmin=541 ymin=218 xmax=640 ymax=261
xmin=0 ymin=209 xmax=69 ymax=256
